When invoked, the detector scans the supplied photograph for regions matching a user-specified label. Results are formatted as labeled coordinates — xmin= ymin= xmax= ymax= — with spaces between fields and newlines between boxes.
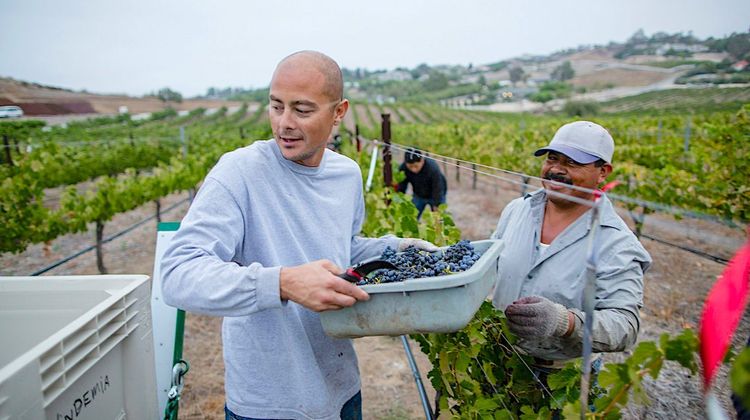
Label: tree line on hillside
xmin=615 ymin=29 xmax=750 ymax=60
xmin=194 ymin=29 xmax=749 ymax=105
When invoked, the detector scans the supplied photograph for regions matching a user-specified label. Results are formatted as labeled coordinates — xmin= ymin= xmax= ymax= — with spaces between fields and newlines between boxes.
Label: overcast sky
xmin=1 ymin=0 xmax=748 ymax=97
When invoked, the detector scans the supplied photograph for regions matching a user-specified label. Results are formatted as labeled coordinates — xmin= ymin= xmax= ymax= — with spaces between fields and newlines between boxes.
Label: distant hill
xmin=0 ymin=77 xmax=242 ymax=116
xmin=4 ymin=29 xmax=748 ymax=116
xmin=337 ymin=29 xmax=749 ymax=110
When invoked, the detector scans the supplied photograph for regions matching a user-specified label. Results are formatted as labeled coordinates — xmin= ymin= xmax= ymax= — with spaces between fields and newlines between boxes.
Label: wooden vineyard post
xmin=355 ymin=124 xmax=361 ymax=152
xmin=2 ymin=135 xmax=13 ymax=166
xmin=381 ymin=114 xmax=392 ymax=188
xmin=155 ymin=199 xmax=162 ymax=223
xmin=96 ymin=221 xmax=108 ymax=274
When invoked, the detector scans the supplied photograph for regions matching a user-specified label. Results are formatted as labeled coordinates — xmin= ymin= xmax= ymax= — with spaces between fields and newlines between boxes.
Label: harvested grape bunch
xmin=358 ymin=240 xmax=481 ymax=285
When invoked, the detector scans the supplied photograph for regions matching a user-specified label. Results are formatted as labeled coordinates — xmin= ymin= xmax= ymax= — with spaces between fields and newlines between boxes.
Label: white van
xmin=0 ymin=105 xmax=23 ymax=118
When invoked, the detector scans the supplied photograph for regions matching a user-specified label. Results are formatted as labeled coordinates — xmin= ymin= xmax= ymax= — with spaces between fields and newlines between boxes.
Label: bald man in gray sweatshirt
xmin=161 ymin=51 xmax=435 ymax=420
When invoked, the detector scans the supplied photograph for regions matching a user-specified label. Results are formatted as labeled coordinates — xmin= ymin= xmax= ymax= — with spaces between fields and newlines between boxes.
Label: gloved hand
xmin=504 ymin=296 xmax=571 ymax=339
xmin=398 ymin=238 xmax=439 ymax=252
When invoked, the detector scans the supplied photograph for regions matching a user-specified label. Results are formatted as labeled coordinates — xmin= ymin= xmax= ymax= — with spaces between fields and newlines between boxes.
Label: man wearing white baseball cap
xmin=534 ymin=120 xmax=615 ymax=163
xmin=490 ymin=121 xmax=651 ymax=374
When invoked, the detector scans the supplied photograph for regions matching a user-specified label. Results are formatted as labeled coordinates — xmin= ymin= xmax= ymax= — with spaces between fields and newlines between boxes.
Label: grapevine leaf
xmin=475 ymin=396 xmax=499 ymax=411
xmin=628 ymin=340 xmax=663 ymax=377
xmin=661 ymin=329 xmax=698 ymax=372
xmin=456 ymin=352 xmax=471 ymax=372
xmin=494 ymin=408 xmax=514 ymax=420
xmin=482 ymin=361 xmax=498 ymax=385
xmin=730 ymin=346 xmax=750 ymax=411
xmin=548 ymin=365 xmax=580 ymax=391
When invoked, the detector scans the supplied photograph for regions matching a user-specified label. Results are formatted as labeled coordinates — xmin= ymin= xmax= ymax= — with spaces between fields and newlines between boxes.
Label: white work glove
xmin=504 ymin=296 xmax=571 ymax=339
xmin=397 ymin=238 xmax=439 ymax=252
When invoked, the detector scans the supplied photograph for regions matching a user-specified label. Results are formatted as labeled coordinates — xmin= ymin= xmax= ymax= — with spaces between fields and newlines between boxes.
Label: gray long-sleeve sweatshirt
xmin=160 ymin=139 xmax=399 ymax=419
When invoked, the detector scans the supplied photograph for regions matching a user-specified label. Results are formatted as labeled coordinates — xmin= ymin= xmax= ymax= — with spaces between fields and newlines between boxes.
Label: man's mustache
xmin=543 ymin=172 xmax=573 ymax=185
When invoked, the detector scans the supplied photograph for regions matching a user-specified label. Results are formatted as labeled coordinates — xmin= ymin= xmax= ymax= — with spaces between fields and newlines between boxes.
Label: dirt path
xmin=381 ymin=106 xmax=402 ymax=124
xmin=2 ymin=156 xmax=747 ymax=419
xmin=343 ymin=107 xmax=357 ymax=133
xmin=353 ymin=103 xmax=376 ymax=130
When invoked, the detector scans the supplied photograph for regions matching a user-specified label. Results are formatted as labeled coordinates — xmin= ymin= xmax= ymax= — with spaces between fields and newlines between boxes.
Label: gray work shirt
xmin=161 ymin=140 xmax=400 ymax=419
xmin=491 ymin=189 xmax=651 ymax=361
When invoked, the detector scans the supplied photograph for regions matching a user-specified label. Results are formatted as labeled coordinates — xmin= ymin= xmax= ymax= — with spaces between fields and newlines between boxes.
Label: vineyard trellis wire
xmin=29 ymin=195 xmax=191 ymax=276
xmin=352 ymin=134 xmax=716 ymax=419
xmin=361 ymin=130 xmax=609 ymax=418
xmin=4 ymin=106 xmax=745 ymax=417
xmin=356 ymin=133 xmax=740 ymax=265
xmin=0 ymin=136 xmax=183 ymax=149
xmin=352 ymin=114 xmax=747 ymax=418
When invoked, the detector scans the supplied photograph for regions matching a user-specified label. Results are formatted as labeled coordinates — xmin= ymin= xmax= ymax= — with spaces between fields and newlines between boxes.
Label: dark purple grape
xmin=359 ymin=240 xmax=481 ymax=285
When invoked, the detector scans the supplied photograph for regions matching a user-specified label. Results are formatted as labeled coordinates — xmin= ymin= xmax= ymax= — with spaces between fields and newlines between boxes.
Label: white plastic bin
xmin=321 ymin=239 xmax=503 ymax=338
xmin=0 ymin=275 xmax=158 ymax=420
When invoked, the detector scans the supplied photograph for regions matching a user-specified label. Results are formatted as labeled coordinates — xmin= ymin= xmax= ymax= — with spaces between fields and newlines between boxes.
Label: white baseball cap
xmin=534 ymin=121 xmax=614 ymax=164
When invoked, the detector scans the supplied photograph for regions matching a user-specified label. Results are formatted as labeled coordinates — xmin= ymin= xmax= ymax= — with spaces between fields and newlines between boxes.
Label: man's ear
xmin=334 ymin=99 xmax=349 ymax=122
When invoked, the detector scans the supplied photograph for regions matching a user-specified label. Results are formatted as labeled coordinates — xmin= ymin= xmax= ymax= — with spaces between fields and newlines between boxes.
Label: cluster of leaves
xmin=0 ymin=119 xmax=46 ymax=138
xmin=341 ymin=137 xmax=744 ymax=418
xmin=390 ymin=106 xmax=750 ymax=224
xmin=562 ymin=101 xmax=601 ymax=118
xmin=676 ymin=59 xmax=750 ymax=85
xmin=529 ymin=82 xmax=573 ymax=104
xmin=731 ymin=344 xmax=750 ymax=412
xmin=153 ymin=87 xmax=183 ymax=104
xmin=0 ymin=120 xmax=45 ymax=167
xmin=551 ymin=61 xmax=575 ymax=82
xmin=410 ymin=301 xmax=701 ymax=419
xmin=8 ymin=138 xmax=179 ymax=188
xmin=614 ymin=29 xmax=703 ymax=59
xmin=1 ymin=104 xmax=269 ymax=253
xmin=6 ymin=103 xmax=748 ymax=416
xmin=598 ymin=87 xmax=750 ymax=114
xmin=1 ymin=139 xmax=226 ymax=253
xmin=616 ymin=105 xmax=750 ymax=222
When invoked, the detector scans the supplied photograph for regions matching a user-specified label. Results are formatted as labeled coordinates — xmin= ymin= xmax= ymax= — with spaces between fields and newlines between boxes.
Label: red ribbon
xmin=593 ymin=180 xmax=620 ymax=200
xmin=699 ymin=237 xmax=750 ymax=388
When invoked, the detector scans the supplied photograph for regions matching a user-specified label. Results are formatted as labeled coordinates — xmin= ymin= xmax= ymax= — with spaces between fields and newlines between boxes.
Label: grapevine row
xmin=0 ymin=107 xmax=271 ymax=254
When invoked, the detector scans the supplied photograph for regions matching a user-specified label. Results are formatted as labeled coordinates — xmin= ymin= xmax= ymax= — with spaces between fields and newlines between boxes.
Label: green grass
xmin=599 ymin=87 xmax=750 ymax=114
xmin=638 ymin=59 xmax=712 ymax=68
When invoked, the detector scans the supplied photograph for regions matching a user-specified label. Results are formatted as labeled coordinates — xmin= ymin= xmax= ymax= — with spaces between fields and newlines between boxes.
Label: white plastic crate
xmin=321 ymin=239 xmax=503 ymax=338
xmin=0 ymin=275 xmax=158 ymax=420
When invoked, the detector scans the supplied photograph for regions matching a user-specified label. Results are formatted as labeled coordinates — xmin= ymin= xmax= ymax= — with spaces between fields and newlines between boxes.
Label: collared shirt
xmin=491 ymin=189 xmax=651 ymax=361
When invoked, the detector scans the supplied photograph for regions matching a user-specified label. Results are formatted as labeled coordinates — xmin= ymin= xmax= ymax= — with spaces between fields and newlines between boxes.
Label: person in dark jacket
xmin=396 ymin=147 xmax=447 ymax=219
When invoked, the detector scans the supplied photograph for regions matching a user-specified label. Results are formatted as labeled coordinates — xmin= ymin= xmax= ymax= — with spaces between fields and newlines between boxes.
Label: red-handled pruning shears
xmin=337 ymin=259 xmax=398 ymax=283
